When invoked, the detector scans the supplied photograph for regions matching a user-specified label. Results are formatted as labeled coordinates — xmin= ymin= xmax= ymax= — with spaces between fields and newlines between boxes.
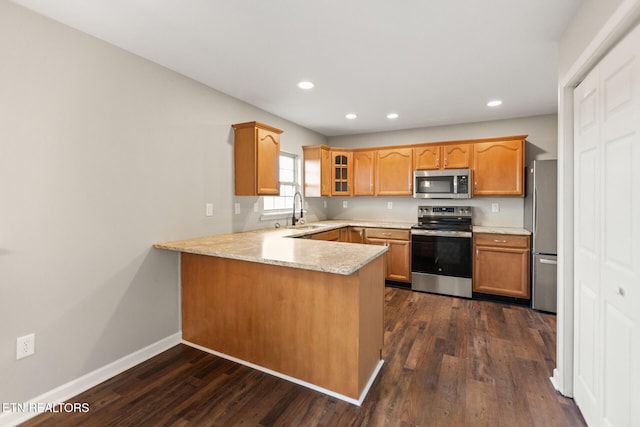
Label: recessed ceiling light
xmin=386 ymin=113 xmax=399 ymax=119
xmin=345 ymin=113 xmax=357 ymax=120
xmin=487 ymin=100 xmax=502 ymax=107
xmin=297 ymin=81 xmax=314 ymax=90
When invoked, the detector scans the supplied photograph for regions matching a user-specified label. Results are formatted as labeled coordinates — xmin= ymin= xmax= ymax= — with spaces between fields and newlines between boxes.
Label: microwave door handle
xmin=453 ymin=176 xmax=458 ymax=194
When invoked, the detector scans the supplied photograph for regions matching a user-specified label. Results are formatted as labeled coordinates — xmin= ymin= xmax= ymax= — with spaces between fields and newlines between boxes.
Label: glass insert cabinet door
xmin=331 ymin=151 xmax=352 ymax=195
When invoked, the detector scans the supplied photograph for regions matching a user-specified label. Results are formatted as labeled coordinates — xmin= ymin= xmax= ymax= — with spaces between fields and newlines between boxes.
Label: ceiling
xmin=12 ymin=0 xmax=583 ymax=136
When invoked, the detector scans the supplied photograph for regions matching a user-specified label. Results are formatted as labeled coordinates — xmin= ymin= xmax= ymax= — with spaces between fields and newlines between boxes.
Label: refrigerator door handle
xmin=539 ymin=258 xmax=558 ymax=265
xmin=533 ymin=186 xmax=538 ymax=234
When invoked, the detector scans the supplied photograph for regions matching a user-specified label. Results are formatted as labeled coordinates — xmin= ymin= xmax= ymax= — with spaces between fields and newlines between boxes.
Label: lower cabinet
xmin=348 ymin=227 xmax=366 ymax=244
xmin=472 ymin=233 xmax=530 ymax=298
xmin=310 ymin=228 xmax=341 ymax=241
xmin=310 ymin=227 xmax=350 ymax=242
xmin=364 ymin=228 xmax=411 ymax=283
xmin=305 ymin=226 xmax=412 ymax=283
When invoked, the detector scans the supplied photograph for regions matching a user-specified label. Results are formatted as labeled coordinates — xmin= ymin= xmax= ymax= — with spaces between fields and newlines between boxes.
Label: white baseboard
xmin=183 ymin=339 xmax=384 ymax=406
xmin=0 ymin=332 xmax=181 ymax=427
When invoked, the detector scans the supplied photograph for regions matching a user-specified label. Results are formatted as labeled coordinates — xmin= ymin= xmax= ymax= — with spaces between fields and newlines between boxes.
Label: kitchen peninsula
xmin=154 ymin=223 xmax=389 ymax=404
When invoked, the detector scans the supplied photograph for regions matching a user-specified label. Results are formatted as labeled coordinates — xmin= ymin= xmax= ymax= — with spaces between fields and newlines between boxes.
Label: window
xmin=263 ymin=152 xmax=298 ymax=211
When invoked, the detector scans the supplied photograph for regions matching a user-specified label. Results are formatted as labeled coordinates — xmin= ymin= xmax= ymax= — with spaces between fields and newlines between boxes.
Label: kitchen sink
xmin=286 ymin=224 xmax=323 ymax=230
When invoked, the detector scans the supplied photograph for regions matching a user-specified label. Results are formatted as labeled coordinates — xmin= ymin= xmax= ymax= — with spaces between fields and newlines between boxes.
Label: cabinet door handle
xmin=493 ymin=239 xmax=508 ymax=243
xmin=476 ymin=248 xmax=479 ymax=259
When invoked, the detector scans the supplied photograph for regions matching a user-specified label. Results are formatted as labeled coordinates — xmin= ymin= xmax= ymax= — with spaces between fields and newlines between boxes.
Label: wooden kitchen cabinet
xmin=331 ymin=151 xmax=353 ymax=196
xmin=303 ymin=145 xmax=331 ymax=197
xmin=375 ymin=148 xmax=413 ymax=196
xmin=365 ymin=228 xmax=411 ymax=283
xmin=414 ymin=144 xmax=471 ymax=170
xmin=301 ymin=134 xmax=527 ymax=199
xmin=353 ymin=151 xmax=376 ymax=196
xmin=309 ymin=227 xmax=350 ymax=242
xmin=232 ymin=121 xmax=283 ymax=196
xmin=413 ymin=145 xmax=441 ymax=170
xmin=472 ymin=139 xmax=525 ymax=196
xmin=349 ymin=227 xmax=366 ymax=243
xmin=442 ymin=144 xmax=472 ymax=169
xmin=310 ymin=228 xmax=341 ymax=241
xmin=473 ymin=233 xmax=530 ymax=298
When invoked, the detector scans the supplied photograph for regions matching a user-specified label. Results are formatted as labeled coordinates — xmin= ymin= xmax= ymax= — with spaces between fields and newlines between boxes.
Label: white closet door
xmin=574 ymin=66 xmax=601 ymax=426
xmin=573 ymin=23 xmax=640 ymax=427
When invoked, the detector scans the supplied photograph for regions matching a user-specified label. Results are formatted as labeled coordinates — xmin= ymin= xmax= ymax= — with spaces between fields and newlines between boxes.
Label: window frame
xmin=263 ymin=152 xmax=299 ymax=213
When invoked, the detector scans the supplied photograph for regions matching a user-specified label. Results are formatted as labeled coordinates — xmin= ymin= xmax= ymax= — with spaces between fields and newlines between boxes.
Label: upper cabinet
xmin=414 ymin=144 xmax=472 ymax=170
xmin=413 ymin=145 xmax=441 ymax=170
xmin=303 ymin=145 xmax=331 ymax=197
xmin=331 ymin=150 xmax=353 ymax=196
xmin=353 ymin=151 xmax=376 ymax=196
xmin=232 ymin=121 xmax=282 ymax=196
xmin=473 ymin=139 xmax=525 ymax=196
xmin=442 ymin=144 xmax=472 ymax=169
xmin=301 ymin=135 xmax=527 ymax=198
xmin=376 ymin=148 xmax=413 ymax=196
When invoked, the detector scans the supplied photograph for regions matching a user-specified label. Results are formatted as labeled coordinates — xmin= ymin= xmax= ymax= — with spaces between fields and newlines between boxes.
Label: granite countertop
xmin=472 ymin=226 xmax=531 ymax=235
xmin=154 ymin=220 xmax=413 ymax=276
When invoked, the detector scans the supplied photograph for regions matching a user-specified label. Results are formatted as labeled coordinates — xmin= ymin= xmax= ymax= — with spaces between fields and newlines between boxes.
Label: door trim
xmin=556 ymin=0 xmax=640 ymax=398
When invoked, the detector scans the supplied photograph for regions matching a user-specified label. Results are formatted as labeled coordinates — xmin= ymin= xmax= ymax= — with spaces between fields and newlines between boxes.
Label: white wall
xmin=324 ymin=114 xmax=557 ymax=226
xmin=0 ymin=2 xmax=325 ymax=404
xmin=558 ymin=0 xmax=626 ymax=77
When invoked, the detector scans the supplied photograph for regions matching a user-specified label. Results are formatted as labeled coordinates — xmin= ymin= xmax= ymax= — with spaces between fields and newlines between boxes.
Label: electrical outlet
xmin=205 ymin=203 xmax=214 ymax=217
xmin=387 ymin=202 xmax=393 ymax=210
xmin=343 ymin=200 xmax=348 ymax=209
xmin=323 ymin=200 xmax=327 ymax=208
xmin=491 ymin=202 xmax=500 ymax=213
xmin=253 ymin=202 xmax=259 ymax=213
xmin=16 ymin=333 xmax=35 ymax=360
xmin=234 ymin=203 xmax=241 ymax=215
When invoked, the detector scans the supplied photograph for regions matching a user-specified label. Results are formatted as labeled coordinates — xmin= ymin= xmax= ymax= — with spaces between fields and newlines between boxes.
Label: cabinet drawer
xmin=474 ymin=233 xmax=529 ymax=248
xmin=365 ymin=228 xmax=410 ymax=241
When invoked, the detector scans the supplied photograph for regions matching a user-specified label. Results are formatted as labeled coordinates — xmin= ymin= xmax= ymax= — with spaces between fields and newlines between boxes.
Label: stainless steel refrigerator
xmin=524 ymin=160 xmax=558 ymax=313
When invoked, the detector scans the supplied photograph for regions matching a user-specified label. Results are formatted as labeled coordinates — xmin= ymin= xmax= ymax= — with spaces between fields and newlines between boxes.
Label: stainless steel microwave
xmin=413 ymin=169 xmax=472 ymax=199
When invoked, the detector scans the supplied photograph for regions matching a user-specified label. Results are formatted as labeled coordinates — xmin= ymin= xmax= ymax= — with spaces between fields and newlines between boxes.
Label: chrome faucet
xmin=292 ymin=191 xmax=304 ymax=226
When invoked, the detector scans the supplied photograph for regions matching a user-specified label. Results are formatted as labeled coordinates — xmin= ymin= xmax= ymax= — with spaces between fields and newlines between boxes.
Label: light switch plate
xmin=491 ymin=203 xmax=500 ymax=213
xmin=343 ymin=201 xmax=348 ymax=209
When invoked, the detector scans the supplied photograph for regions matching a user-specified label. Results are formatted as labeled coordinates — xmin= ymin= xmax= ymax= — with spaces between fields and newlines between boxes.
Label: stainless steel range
xmin=411 ymin=206 xmax=473 ymax=298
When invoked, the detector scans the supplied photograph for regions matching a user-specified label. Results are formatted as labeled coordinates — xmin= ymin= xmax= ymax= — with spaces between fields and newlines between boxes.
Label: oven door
xmin=411 ymin=230 xmax=472 ymax=278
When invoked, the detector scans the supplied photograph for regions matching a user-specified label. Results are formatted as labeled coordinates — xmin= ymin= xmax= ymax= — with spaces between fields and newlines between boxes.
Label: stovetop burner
xmin=413 ymin=206 xmax=473 ymax=232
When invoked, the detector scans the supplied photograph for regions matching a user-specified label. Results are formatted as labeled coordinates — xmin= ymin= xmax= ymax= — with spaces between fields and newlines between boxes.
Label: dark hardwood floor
xmin=22 ymin=287 xmax=586 ymax=427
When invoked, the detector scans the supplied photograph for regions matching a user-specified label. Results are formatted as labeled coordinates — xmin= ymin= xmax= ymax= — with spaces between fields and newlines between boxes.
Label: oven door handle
xmin=411 ymin=229 xmax=472 ymax=238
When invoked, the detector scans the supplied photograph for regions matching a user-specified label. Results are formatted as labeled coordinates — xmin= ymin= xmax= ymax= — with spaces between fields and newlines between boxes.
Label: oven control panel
xmin=417 ymin=206 xmax=472 ymax=218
